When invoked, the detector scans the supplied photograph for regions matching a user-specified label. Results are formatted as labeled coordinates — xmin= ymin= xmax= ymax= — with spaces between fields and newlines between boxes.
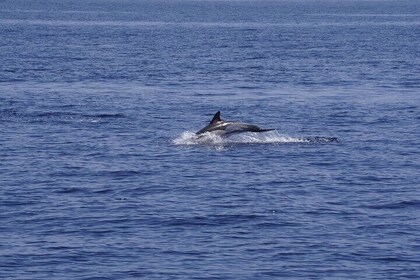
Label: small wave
xmin=32 ymin=111 xmax=78 ymax=118
xmin=172 ymin=131 xmax=338 ymax=146
xmin=164 ymin=214 xmax=262 ymax=227
xmin=365 ymin=200 xmax=420 ymax=210
xmin=2 ymin=110 xmax=126 ymax=124
xmin=81 ymin=113 xmax=126 ymax=118
xmin=33 ymin=111 xmax=125 ymax=119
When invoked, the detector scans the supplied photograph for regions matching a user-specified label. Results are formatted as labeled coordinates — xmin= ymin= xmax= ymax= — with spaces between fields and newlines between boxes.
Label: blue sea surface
xmin=1 ymin=0 xmax=419 ymax=279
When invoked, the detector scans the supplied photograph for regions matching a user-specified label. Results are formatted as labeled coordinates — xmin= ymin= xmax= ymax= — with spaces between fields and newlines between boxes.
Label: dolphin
xmin=196 ymin=111 xmax=275 ymax=137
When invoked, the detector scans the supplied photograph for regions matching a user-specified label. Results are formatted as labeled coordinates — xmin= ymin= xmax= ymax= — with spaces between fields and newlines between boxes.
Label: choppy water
xmin=1 ymin=0 xmax=419 ymax=279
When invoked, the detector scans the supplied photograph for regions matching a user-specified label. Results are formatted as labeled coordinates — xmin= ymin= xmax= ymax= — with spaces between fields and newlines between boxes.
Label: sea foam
xmin=172 ymin=130 xmax=311 ymax=146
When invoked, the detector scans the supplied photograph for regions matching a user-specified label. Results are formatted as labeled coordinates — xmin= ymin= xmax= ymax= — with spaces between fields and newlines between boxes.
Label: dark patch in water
xmin=1 ymin=109 xmax=126 ymax=124
xmin=82 ymin=113 xmax=126 ymax=118
xmin=365 ymin=200 xmax=420 ymax=210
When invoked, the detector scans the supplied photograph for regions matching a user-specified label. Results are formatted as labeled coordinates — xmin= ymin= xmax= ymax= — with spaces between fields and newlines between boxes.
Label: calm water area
xmin=1 ymin=0 xmax=419 ymax=279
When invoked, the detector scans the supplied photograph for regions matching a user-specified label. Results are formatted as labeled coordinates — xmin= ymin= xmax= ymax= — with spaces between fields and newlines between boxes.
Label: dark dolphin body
xmin=196 ymin=111 xmax=275 ymax=137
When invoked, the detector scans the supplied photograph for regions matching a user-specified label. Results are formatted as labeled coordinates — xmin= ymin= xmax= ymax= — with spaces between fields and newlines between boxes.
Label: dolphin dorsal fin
xmin=209 ymin=111 xmax=221 ymax=124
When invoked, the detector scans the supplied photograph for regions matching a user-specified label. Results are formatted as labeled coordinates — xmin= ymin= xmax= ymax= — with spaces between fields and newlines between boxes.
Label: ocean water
xmin=1 ymin=0 xmax=419 ymax=279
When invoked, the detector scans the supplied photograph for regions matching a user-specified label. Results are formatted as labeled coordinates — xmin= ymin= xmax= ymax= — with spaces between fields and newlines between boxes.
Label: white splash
xmin=172 ymin=130 xmax=309 ymax=146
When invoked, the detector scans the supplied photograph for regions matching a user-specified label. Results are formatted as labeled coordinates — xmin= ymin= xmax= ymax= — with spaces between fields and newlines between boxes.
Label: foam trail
xmin=172 ymin=130 xmax=332 ymax=146
xmin=172 ymin=131 xmax=224 ymax=146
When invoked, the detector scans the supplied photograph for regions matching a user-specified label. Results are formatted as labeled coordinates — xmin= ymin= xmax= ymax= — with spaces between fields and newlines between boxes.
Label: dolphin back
xmin=196 ymin=111 xmax=274 ymax=136
xmin=224 ymin=123 xmax=274 ymax=135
